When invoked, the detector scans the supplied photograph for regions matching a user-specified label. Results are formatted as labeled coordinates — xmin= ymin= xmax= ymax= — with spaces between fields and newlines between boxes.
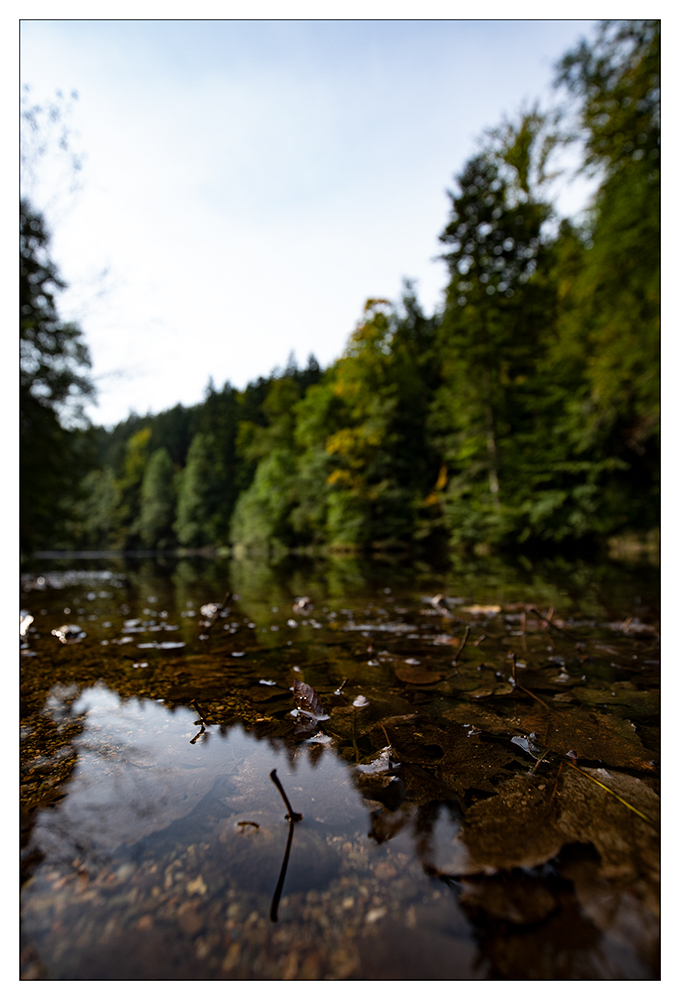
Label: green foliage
xmin=68 ymin=20 xmax=658 ymax=556
xmin=174 ymin=432 xmax=229 ymax=548
xmin=230 ymin=448 xmax=298 ymax=554
xmin=555 ymin=21 xmax=660 ymax=436
xmin=550 ymin=19 xmax=660 ymax=533
xmin=71 ymin=467 xmax=119 ymax=550
xmin=20 ymin=200 xmax=95 ymax=552
xmin=433 ymin=117 xmax=558 ymax=544
xmin=137 ymin=448 xmax=177 ymax=549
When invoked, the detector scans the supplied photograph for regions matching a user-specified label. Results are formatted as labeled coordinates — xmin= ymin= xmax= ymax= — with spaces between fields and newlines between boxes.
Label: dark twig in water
xmin=453 ymin=625 xmax=470 ymax=664
xmin=511 ymin=654 xmax=552 ymax=711
xmin=189 ymin=698 xmax=210 ymax=725
xmin=270 ymin=769 xmax=303 ymax=822
xmin=527 ymin=605 xmax=562 ymax=631
xmin=334 ymin=678 xmax=348 ymax=694
xmin=189 ymin=723 xmax=206 ymax=745
xmin=270 ymin=816 xmax=295 ymax=923
xmin=472 ymin=634 xmax=486 ymax=647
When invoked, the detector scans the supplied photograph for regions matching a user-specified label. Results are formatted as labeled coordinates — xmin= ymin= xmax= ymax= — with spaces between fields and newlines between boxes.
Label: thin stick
xmin=531 ymin=747 xmax=551 ymax=773
xmin=473 ymin=634 xmax=486 ymax=647
xmin=517 ymin=684 xmax=552 ymax=712
xmin=270 ymin=769 xmax=303 ymax=822
xmin=269 ymin=817 xmax=295 ymax=923
xmin=564 ymin=759 xmax=654 ymax=824
xmin=528 ymin=605 xmax=564 ymax=633
xmin=189 ymin=698 xmax=210 ymax=725
xmin=549 ymin=762 xmax=563 ymax=808
xmin=453 ymin=625 xmax=470 ymax=664
xmin=512 ymin=654 xmax=551 ymax=711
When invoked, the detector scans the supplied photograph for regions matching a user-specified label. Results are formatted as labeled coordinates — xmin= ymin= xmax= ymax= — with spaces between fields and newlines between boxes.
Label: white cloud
xmin=21 ymin=18 xmax=598 ymax=426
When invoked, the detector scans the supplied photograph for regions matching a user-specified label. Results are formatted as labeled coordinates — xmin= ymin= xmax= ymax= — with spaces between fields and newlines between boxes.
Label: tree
xmin=137 ymin=447 xmax=177 ymax=549
xmin=20 ymin=200 xmax=95 ymax=552
xmin=551 ymin=20 xmax=660 ymax=532
xmin=174 ymin=432 xmax=229 ymax=548
xmin=433 ymin=116 xmax=557 ymax=544
xmin=71 ymin=467 xmax=119 ymax=550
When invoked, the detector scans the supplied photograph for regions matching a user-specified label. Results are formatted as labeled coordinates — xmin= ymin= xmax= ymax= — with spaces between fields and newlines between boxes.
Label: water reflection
xmin=22 ymin=680 xmax=484 ymax=979
xmin=29 ymin=681 xmax=370 ymax=860
xmin=20 ymin=554 xmax=659 ymax=979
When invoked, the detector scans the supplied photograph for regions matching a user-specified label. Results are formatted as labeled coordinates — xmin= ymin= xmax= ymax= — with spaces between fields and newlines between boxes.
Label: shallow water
xmin=20 ymin=553 xmax=660 ymax=980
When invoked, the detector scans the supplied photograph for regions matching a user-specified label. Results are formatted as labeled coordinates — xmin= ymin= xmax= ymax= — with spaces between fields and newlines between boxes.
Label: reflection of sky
xmin=29 ymin=682 xmax=370 ymax=866
xmin=20 ymin=19 xmax=599 ymax=426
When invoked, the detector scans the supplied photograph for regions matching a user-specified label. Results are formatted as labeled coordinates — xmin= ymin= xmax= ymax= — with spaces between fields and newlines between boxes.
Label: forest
xmin=20 ymin=21 xmax=659 ymax=559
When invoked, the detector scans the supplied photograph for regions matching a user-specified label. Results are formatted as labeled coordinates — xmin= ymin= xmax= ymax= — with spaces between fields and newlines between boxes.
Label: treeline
xmin=21 ymin=21 xmax=659 ymax=556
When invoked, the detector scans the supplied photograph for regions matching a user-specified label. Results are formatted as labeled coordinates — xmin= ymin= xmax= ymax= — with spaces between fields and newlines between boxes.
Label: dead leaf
xmin=457 ymin=768 xmax=659 ymax=876
xmin=293 ymin=678 xmax=329 ymax=720
xmin=394 ymin=665 xmax=444 ymax=685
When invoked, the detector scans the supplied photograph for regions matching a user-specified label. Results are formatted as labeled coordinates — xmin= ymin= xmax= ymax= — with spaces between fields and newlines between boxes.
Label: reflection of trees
xmin=171 ymin=557 xmax=229 ymax=610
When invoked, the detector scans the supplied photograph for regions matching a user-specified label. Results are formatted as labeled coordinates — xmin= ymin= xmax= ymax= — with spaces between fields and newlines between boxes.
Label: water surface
xmin=20 ymin=552 xmax=660 ymax=979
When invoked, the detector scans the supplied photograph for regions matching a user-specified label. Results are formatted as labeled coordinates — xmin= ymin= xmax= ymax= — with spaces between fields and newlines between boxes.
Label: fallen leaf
xmin=394 ymin=665 xmax=444 ymax=685
xmin=293 ymin=678 xmax=329 ymax=720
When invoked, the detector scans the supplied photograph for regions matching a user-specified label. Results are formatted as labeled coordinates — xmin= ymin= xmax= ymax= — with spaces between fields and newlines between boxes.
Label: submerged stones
xmin=215 ymin=811 xmax=340 ymax=893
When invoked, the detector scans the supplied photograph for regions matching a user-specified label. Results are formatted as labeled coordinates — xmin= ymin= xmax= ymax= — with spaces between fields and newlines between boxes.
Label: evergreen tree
xmin=433 ymin=116 xmax=557 ymax=545
xmin=20 ymin=200 xmax=95 ymax=552
xmin=551 ymin=19 xmax=660 ymax=532
xmin=137 ymin=447 xmax=177 ymax=549
xmin=174 ymin=432 xmax=228 ymax=548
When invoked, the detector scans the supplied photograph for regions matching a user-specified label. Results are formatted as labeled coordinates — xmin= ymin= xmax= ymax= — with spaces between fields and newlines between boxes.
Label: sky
xmin=20 ymin=18 xmax=601 ymax=428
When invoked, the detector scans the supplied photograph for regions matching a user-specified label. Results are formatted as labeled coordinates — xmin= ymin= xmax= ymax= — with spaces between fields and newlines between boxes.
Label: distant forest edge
xmin=20 ymin=21 xmax=659 ymax=558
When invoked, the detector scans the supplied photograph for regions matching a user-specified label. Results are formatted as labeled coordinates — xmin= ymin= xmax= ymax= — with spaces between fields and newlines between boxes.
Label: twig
xmin=270 ymin=769 xmax=303 ymax=822
xmin=511 ymin=654 xmax=552 ymax=711
xmin=564 ymin=759 xmax=654 ymax=825
xmin=549 ymin=763 xmax=563 ymax=808
xmin=270 ymin=816 xmax=295 ymax=922
xmin=189 ymin=723 xmax=206 ymax=745
xmin=453 ymin=625 xmax=471 ymax=665
xmin=189 ymin=698 xmax=210 ymax=725
xmin=531 ymin=747 xmax=551 ymax=773
xmin=472 ymin=634 xmax=486 ymax=647
xmin=527 ymin=605 xmax=564 ymax=633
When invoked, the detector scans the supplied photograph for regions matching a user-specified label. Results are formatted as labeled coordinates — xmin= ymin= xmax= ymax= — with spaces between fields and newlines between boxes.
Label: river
xmin=20 ymin=550 xmax=660 ymax=980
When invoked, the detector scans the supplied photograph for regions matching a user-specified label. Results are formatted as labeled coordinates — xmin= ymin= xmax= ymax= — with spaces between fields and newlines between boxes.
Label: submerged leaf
xmin=293 ymin=678 xmax=329 ymax=720
xmin=394 ymin=665 xmax=444 ymax=685
xmin=459 ymin=768 xmax=659 ymax=878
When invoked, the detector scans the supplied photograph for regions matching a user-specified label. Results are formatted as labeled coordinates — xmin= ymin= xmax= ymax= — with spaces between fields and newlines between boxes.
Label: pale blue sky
xmin=21 ymin=18 xmax=599 ymax=427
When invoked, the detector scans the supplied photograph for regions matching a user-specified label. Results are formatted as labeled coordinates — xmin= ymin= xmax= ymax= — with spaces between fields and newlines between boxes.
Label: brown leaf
xmin=394 ymin=665 xmax=444 ymax=685
xmin=512 ymin=705 xmax=657 ymax=771
xmin=457 ymin=768 xmax=659 ymax=876
xmin=293 ymin=678 xmax=328 ymax=720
